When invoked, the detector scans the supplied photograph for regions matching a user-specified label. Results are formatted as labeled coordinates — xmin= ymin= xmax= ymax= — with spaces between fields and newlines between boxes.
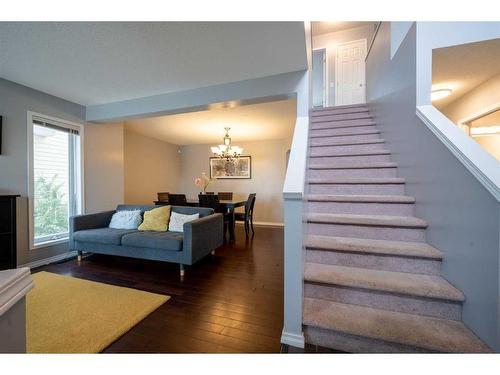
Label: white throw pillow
xmin=109 ymin=210 xmax=143 ymax=230
xmin=168 ymin=211 xmax=199 ymax=232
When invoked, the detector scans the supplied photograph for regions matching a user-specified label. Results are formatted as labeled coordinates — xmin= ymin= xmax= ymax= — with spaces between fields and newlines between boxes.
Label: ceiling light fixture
xmin=431 ymin=88 xmax=452 ymax=101
xmin=211 ymin=127 xmax=243 ymax=161
xmin=470 ymin=125 xmax=500 ymax=136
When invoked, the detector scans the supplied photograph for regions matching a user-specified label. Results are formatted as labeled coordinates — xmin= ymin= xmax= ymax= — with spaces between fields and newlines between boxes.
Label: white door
xmin=335 ymin=39 xmax=366 ymax=106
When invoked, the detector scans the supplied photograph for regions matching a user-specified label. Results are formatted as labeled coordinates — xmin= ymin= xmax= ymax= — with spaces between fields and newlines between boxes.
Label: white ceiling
xmin=433 ymin=38 xmax=500 ymax=109
xmin=0 ymin=22 xmax=307 ymax=106
xmin=124 ymin=99 xmax=297 ymax=145
xmin=311 ymin=22 xmax=376 ymax=36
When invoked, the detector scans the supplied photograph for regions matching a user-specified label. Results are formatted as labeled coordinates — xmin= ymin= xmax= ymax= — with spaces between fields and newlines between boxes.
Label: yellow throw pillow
xmin=138 ymin=206 xmax=171 ymax=231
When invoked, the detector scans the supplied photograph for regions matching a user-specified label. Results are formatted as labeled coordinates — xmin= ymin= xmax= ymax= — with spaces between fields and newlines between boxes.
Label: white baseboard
xmin=281 ymin=329 xmax=305 ymax=348
xmin=18 ymin=251 xmax=77 ymax=269
xmin=235 ymin=221 xmax=284 ymax=227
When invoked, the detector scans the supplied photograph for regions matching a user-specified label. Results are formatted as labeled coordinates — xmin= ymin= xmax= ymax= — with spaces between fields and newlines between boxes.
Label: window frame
xmin=27 ymin=111 xmax=85 ymax=250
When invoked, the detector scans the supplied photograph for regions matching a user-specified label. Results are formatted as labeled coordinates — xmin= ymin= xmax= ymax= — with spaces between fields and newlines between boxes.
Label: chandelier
xmin=210 ymin=127 xmax=243 ymax=161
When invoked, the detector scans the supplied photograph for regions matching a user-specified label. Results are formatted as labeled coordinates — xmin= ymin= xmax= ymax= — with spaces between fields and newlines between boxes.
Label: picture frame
xmin=209 ymin=156 xmax=251 ymax=179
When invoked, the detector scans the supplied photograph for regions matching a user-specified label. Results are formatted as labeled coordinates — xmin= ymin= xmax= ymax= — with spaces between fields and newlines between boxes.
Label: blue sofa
xmin=69 ymin=204 xmax=223 ymax=275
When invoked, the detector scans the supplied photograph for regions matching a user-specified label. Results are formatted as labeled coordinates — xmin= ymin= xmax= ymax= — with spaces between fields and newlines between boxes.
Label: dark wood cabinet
xmin=0 ymin=195 xmax=19 ymax=270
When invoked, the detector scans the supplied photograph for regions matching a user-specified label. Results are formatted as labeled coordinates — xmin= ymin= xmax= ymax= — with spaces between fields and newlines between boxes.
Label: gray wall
xmin=0 ymin=78 xmax=85 ymax=266
xmin=124 ymin=127 xmax=181 ymax=205
xmin=366 ymin=22 xmax=500 ymax=351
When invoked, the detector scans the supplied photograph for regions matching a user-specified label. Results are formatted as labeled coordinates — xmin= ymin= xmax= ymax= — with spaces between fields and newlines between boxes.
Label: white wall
xmin=313 ymin=24 xmax=375 ymax=106
xmin=123 ymin=128 xmax=181 ymax=205
xmin=391 ymin=22 xmax=413 ymax=59
xmin=84 ymin=122 xmax=125 ymax=213
xmin=416 ymin=22 xmax=500 ymax=106
xmin=180 ymin=139 xmax=291 ymax=224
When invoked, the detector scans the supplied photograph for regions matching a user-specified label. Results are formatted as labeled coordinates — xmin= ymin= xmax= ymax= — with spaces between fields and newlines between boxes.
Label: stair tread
xmin=311 ymin=116 xmax=373 ymax=124
xmin=309 ymin=149 xmax=390 ymax=158
xmin=309 ymin=162 xmax=397 ymax=170
xmin=311 ymin=122 xmax=376 ymax=130
xmin=304 ymin=263 xmax=463 ymax=301
xmin=305 ymin=235 xmax=442 ymax=259
xmin=305 ymin=213 xmax=427 ymax=228
xmin=310 ymin=130 xmax=380 ymax=139
xmin=303 ymin=298 xmax=489 ymax=352
xmin=311 ymin=104 xmax=368 ymax=112
xmin=310 ymin=139 xmax=384 ymax=147
xmin=306 ymin=194 xmax=414 ymax=203
xmin=308 ymin=177 xmax=406 ymax=184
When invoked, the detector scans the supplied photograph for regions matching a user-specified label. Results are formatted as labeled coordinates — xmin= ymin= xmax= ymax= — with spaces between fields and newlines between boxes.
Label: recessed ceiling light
xmin=431 ymin=88 xmax=452 ymax=101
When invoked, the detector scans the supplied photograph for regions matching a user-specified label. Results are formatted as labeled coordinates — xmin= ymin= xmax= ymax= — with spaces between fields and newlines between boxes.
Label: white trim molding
xmin=281 ymin=329 xmax=305 ymax=349
xmin=18 ymin=251 xmax=77 ymax=270
xmin=417 ymin=105 xmax=500 ymax=201
xmin=0 ymin=268 xmax=33 ymax=317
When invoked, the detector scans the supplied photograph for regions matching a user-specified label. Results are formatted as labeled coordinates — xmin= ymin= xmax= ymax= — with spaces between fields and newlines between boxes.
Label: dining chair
xmin=157 ymin=192 xmax=170 ymax=202
xmin=235 ymin=193 xmax=256 ymax=237
xmin=168 ymin=194 xmax=188 ymax=206
xmin=217 ymin=192 xmax=233 ymax=200
xmin=198 ymin=194 xmax=230 ymax=237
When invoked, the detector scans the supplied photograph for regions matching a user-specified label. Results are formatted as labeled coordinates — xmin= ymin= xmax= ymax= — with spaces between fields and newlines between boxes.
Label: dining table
xmin=154 ymin=198 xmax=247 ymax=241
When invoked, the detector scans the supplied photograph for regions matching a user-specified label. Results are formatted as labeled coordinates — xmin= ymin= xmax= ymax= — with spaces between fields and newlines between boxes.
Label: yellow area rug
xmin=27 ymin=271 xmax=169 ymax=353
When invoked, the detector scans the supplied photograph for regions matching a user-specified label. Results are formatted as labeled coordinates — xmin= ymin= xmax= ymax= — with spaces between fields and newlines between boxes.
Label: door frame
xmin=334 ymin=38 xmax=367 ymax=106
xmin=312 ymin=47 xmax=328 ymax=107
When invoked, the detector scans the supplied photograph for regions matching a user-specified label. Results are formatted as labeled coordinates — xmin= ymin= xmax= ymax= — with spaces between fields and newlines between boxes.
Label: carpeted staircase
xmin=302 ymin=104 xmax=491 ymax=353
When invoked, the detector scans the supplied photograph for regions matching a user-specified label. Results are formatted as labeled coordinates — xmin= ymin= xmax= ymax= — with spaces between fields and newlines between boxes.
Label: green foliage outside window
xmin=34 ymin=175 xmax=68 ymax=238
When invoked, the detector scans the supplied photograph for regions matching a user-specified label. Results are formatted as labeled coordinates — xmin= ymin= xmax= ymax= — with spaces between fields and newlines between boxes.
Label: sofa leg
xmin=180 ymin=264 xmax=185 ymax=278
xmin=211 ymin=250 xmax=215 ymax=256
xmin=77 ymin=251 xmax=82 ymax=262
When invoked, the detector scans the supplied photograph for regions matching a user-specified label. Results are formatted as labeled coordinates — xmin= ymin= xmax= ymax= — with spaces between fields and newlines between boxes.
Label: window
xmin=28 ymin=112 xmax=84 ymax=249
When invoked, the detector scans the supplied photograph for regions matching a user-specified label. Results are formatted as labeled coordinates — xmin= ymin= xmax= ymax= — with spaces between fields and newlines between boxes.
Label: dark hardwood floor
xmin=35 ymin=225 xmax=285 ymax=353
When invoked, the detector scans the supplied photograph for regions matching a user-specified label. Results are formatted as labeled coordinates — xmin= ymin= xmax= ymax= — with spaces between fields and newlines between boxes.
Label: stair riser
xmin=304 ymin=326 xmax=433 ymax=353
xmin=310 ymin=126 xmax=378 ymax=137
xmin=311 ymin=120 xmax=376 ymax=130
xmin=304 ymin=283 xmax=461 ymax=320
xmin=309 ymin=154 xmax=392 ymax=163
xmin=307 ymin=222 xmax=426 ymax=242
xmin=311 ymin=108 xmax=369 ymax=117
xmin=306 ymin=249 xmax=440 ymax=275
xmin=311 ymin=134 xmax=382 ymax=144
xmin=308 ymin=168 xmax=398 ymax=179
xmin=310 ymin=143 xmax=386 ymax=154
xmin=311 ymin=113 xmax=373 ymax=123
xmin=306 ymin=200 xmax=414 ymax=216
xmin=309 ymin=183 xmax=405 ymax=195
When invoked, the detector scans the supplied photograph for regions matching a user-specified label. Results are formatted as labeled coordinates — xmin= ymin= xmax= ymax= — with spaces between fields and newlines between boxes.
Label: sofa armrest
xmin=182 ymin=213 xmax=223 ymax=265
xmin=69 ymin=211 xmax=115 ymax=250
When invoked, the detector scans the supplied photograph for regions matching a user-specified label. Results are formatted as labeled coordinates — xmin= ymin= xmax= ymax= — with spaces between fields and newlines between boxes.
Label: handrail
xmin=365 ymin=21 xmax=382 ymax=62
xmin=283 ymin=116 xmax=309 ymax=199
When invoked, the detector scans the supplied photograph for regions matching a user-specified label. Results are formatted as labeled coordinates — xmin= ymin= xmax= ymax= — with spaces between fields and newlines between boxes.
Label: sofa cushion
xmin=73 ymin=228 xmax=138 ymax=245
xmin=121 ymin=231 xmax=183 ymax=251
